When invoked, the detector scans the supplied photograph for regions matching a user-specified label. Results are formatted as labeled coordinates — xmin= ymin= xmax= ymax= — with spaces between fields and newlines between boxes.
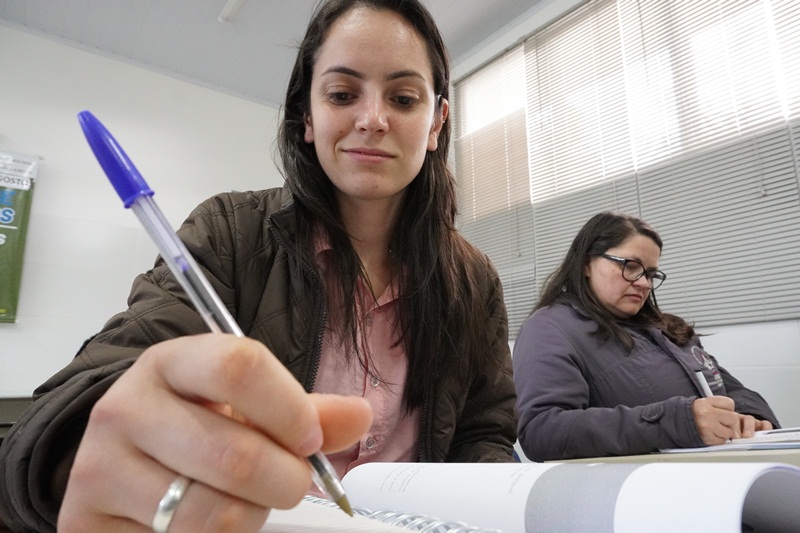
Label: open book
xmin=262 ymin=461 xmax=800 ymax=532
xmin=660 ymin=427 xmax=800 ymax=453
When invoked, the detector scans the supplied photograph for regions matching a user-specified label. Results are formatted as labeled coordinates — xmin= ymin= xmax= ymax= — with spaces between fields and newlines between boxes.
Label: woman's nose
xmin=633 ymin=274 xmax=652 ymax=290
xmin=355 ymin=96 xmax=388 ymax=133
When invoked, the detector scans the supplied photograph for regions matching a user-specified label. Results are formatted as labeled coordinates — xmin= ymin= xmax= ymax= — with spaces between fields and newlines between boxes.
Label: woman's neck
xmin=338 ymin=196 xmax=401 ymax=299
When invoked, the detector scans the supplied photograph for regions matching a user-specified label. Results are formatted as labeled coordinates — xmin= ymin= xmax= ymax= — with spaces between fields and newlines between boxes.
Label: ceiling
xmin=0 ymin=0 xmax=541 ymax=108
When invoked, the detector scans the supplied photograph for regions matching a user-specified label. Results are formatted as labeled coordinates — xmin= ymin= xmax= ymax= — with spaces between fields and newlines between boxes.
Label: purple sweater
xmin=513 ymin=302 xmax=779 ymax=461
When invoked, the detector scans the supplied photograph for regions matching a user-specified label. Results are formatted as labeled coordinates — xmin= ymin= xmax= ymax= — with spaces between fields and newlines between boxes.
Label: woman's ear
xmin=427 ymin=96 xmax=449 ymax=151
xmin=304 ymin=114 xmax=314 ymax=143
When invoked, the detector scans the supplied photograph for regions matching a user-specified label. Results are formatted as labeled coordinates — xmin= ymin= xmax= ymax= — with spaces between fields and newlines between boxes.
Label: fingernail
xmin=299 ymin=425 xmax=323 ymax=456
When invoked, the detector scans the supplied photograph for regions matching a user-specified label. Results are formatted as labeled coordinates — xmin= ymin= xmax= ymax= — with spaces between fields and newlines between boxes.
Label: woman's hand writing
xmin=692 ymin=396 xmax=772 ymax=445
xmin=58 ymin=334 xmax=372 ymax=533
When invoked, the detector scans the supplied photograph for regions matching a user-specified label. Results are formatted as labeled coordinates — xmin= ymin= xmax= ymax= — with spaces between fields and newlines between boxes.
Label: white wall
xmin=455 ymin=0 xmax=800 ymax=429
xmin=698 ymin=322 xmax=800 ymax=428
xmin=0 ymin=25 xmax=283 ymax=396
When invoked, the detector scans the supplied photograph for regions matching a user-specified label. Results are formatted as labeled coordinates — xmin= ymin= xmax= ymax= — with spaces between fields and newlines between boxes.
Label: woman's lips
xmin=344 ymin=148 xmax=393 ymax=163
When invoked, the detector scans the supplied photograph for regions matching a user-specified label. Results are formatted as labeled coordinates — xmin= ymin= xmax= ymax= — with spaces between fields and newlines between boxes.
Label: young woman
xmin=0 ymin=1 xmax=517 ymax=531
xmin=514 ymin=211 xmax=778 ymax=462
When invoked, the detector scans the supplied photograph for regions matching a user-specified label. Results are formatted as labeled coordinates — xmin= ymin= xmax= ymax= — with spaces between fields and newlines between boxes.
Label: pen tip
xmin=336 ymin=495 xmax=354 ymax=517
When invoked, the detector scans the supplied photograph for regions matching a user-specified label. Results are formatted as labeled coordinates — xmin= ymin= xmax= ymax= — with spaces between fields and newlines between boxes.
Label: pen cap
xmin=78 ymin=110 xmax=154 ymax=207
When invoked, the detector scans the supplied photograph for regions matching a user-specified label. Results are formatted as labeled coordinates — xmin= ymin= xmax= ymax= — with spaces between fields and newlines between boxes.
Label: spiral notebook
xmin=260 ymin=461 xmax=800 ymax=532
xmin=261 ymin=496 xmax=495 ymax=532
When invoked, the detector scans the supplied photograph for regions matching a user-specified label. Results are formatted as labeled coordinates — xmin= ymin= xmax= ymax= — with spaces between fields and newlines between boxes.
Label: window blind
xmin=453 ymin=0 xmax=800 ymax=338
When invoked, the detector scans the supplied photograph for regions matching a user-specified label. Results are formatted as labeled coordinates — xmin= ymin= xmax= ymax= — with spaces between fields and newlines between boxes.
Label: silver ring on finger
xmin=152 ymin=474 xmax=192 ymax=533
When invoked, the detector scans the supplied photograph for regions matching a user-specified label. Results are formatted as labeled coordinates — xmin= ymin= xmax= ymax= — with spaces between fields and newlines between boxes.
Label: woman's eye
xmin=394 ymin=95 xmax=418 ymax=108
xmin=624 ymin=263 xmax=643 ymax=276
xmin=328 ymin=92 xmax=354 ymax=104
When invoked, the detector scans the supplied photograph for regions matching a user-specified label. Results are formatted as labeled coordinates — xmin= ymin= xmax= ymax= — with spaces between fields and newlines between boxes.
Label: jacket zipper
xmin=417 ymin=385 xmax=433 ymax=462
xmin=267 ymin=212 xmax=326 ymax=392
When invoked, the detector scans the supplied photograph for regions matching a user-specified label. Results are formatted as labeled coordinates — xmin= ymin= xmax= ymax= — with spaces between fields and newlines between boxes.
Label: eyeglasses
xmin=599 ymin=254 xmax=667 ymax=290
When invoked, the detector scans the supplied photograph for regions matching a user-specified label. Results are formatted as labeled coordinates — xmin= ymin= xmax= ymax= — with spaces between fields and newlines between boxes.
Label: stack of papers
xmin=660 ymin=427 xmax=800 ymax=453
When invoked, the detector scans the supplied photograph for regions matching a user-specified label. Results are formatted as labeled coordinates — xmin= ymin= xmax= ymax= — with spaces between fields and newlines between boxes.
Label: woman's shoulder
xmin=451 ymin=235 xmax=500 ymax=279
xmin=176 ymin=187 xmax=292 ymax=252
xmin=196 ymin=186 xmax=288 ymax=214
xmin=182 ymin=187 xmax=292 ymax=231
xmin=531 ymin=300 xmax=581 ymax=320
xmin=518 ymin=301 xmax=593 ymax=338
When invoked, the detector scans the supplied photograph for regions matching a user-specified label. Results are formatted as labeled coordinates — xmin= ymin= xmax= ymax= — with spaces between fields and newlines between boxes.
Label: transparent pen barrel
xmin=131 ymin=197 xmax=346 ymax=511
xmin=131 ymin=196 xmax=243 ymax=337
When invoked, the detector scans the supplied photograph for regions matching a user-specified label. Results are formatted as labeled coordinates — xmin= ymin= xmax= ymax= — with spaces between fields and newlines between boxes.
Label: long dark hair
xmin=535 ymin=211 xmax=695 ymax=349
xmin=278 ymin=0 xmax=495 ymax=409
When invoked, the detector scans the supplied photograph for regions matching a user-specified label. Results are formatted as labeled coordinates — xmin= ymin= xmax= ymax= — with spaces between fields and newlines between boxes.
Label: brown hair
xmin=277 ymin=0 xmax=499 ymax=409
xmin=535 ymin=211 xmax=695 ymax=349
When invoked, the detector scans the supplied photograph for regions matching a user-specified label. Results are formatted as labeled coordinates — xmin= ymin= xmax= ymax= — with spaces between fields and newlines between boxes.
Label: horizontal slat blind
xmin=453 ymin=0 xmax=800 ymax=338
xmin=642 ymin=124 xmax=800 ymax=326
xmin=454 ymin=47 xmax=536 ymax=332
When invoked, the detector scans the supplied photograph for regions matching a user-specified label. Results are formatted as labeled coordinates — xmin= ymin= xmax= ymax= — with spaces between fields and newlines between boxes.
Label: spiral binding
xmin=303 ymin=496 xmax=504 ymax=533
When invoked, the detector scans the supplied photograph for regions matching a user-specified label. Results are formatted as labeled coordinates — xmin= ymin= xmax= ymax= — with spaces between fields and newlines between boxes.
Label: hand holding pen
xmin=690 ymin=370 xmax=773 ymax=446
xmin=57 ymin=112 xmax=372 ymax=533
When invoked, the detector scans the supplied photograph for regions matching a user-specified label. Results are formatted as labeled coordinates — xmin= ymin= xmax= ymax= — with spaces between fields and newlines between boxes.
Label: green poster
xmin=0 ymin=150 xmax=38 ymax=323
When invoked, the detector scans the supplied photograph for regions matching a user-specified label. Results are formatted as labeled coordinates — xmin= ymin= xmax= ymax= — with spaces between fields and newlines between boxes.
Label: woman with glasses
xmin=513 ymin=211 xmax=779 ymax=461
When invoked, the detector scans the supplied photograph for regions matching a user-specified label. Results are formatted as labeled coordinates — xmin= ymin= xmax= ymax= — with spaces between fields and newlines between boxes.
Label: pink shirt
xmin=311 ymin=232 xmax=420 ymax=482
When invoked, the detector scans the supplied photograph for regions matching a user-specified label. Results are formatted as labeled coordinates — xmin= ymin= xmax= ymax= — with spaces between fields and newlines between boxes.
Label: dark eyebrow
xmin=321 ymin=65 xmax=427 ymax=83
xmin=611 ymin=253 xmax=657 ymax=269
xmin=386 ymin=69 xmax=426 ymax=82
xmin=631 ymin=257 xmax=657 ymax=269
xmin=633 ymin=258 xmax=660 ymax=271
xmin=322 ymin=66 xmax=363 ymax=79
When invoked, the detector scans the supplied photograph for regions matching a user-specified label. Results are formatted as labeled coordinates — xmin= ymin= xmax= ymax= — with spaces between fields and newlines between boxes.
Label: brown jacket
xmin=0 ymin=186 xmax=517 ymax=532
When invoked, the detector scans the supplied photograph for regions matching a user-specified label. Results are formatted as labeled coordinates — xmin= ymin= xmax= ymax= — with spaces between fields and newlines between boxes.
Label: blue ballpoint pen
xmin=77 ymin=110 xmax=353 ymax=516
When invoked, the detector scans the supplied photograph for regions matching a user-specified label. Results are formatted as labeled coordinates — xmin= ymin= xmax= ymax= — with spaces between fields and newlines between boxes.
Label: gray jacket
xmin=0 ymin=186 xmax=517 ymax=533
xmin=514 ymin=302 xmax=779 ymax=462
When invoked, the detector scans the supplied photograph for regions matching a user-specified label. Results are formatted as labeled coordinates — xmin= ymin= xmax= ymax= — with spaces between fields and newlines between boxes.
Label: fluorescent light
xmin=218 ymin=0 xmax=246 ymax=23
